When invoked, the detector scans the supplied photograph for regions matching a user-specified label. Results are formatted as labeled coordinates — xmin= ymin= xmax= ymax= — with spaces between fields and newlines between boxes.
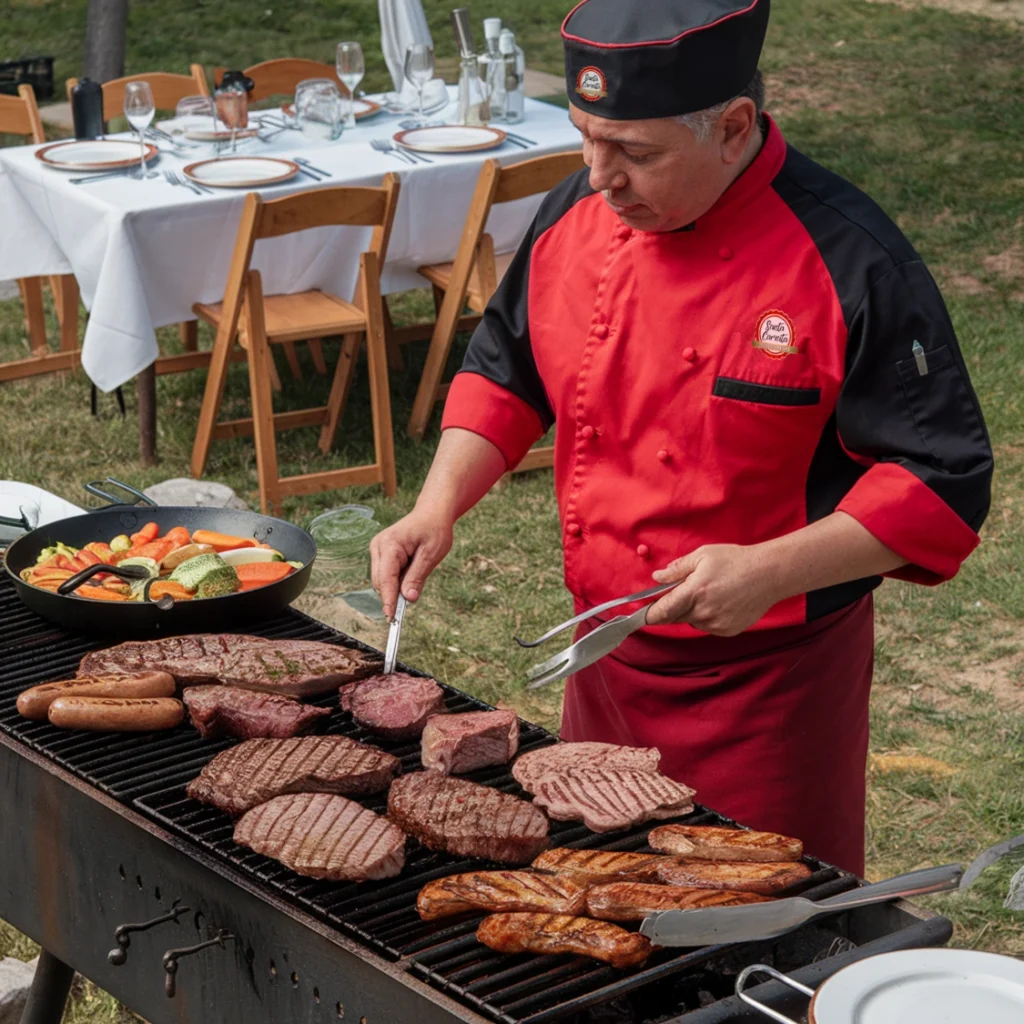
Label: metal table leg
xmin=19 ymin=949 xmax=74 ymax=1024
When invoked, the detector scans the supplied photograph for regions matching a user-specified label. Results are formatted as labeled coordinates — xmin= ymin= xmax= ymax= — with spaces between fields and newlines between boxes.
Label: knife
xmin=383 ymin=593 xmax=407 ymax=674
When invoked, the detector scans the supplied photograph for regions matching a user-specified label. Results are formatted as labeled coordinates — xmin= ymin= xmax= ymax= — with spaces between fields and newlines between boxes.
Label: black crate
xmin=0 ymin=56 xmax=55 ymax=101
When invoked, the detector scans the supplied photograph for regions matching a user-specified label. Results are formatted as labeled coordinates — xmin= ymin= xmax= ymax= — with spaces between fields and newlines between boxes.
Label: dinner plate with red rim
xmin=35 ymin=139 xmax=159 ymax=172
xmin=393 ymin=125 xmax=506 ymax=154
xmin=183 ymin=126 xmax=259 ymax=142
xmin=281 ymin=97 xmax=382 ymax=120
xmin=183 ymin=156 xmax=300 ymax=189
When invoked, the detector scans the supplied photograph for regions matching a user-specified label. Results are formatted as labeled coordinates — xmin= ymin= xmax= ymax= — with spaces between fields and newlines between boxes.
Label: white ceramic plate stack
xmin=392 ymin=125 xmax=506 ymax=154
xmin=35 ymin=139 xmax=159 ymax=172
xmin=182 ymin=156 xmax=300 ymax=189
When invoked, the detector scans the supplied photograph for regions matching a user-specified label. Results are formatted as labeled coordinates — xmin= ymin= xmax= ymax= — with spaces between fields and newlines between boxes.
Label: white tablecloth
xmin=0 ymin=93 xmax=581 ymax=392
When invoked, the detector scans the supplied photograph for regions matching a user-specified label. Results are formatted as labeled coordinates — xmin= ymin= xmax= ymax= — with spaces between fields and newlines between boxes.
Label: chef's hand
xmin=645 ymin=544 xmax=779 ymax=636
xmin=370 ymin=511 xmax=453 ymax=620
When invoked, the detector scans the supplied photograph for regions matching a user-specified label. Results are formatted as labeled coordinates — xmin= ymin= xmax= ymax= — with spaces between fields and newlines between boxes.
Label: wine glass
xmin=123 ymin=81 xmax=156 ymax=179
xmin=336 ymin=42 xmax=365 ymax=130
xmin=403 ymin=43 xmax=434 ymax=127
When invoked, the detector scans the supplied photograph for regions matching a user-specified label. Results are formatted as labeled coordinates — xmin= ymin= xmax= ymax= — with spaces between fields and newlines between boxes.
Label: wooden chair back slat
xmin=0 ymin=85 xmax=45 ymax=143
xmin=257 ymin=187 xmax=391 ymax=240
xmin=66 ymin=66 xmax=209 ymax=121
xmin=492 ymin=150 xmax=587 ymax=205
xmin=216 ymin=59 xmax=339 ymax=102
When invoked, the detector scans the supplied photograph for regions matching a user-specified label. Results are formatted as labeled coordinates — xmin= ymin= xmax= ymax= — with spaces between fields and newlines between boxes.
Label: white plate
xmin=393 ymin=125 xmax=506 ymax=154
xmin=811 ymin=949 xmax=1024 ymax=1024
xmin=281 ymin=97 xmax=382 ymax=120
xmin=183 ymin=156 xmax=299 ymax=188
xmin=35 ymin=139 xmax=158 ymax=171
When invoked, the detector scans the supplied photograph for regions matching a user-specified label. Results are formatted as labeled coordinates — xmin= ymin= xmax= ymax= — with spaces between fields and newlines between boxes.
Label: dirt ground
xmin=867 ymin=0 xmax=1024 ymax=22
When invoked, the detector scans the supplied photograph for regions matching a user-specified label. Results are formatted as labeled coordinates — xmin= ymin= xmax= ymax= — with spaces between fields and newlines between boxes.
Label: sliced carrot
xmin=234 ymin=562 xmax=294 ymax=585
xmin=148 ymin=580 xmax=194 ymax=602
xmin=130 ymin=522 xmax=160 ymax=545
xmin=75 ymin=585 xmax=129 ymax=602
xmin=76 ymin=549 xmax=103 ymax=568
xmin=131 ymin=539 xmax=177 ymax=563
xmin=83 ymin=541 xmax=115 ymax=563
xmin=191 ymin=529 xmax=258 ymax=552
xmin=163 ymin=526 xmax=191 ymax=549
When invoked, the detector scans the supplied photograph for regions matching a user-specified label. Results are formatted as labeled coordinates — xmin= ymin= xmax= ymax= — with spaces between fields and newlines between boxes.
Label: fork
xmin=167 ymin=170 xmax=211 ymax=195
xmin=370 ymin=138 xmax=415 ymax=165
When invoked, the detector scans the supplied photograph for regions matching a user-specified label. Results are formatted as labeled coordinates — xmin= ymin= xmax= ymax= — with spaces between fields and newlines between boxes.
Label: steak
xmin=234 ymin=793 xmax=405 ymax=881
xmin=656 ymin=859 xmax=813 ymax=895
xmin=184 ymin=685 xmax=330 ymax=740
xmin=585 ymin=883 xmax=770 ymax=923
xmin=79 ymin=634 xmax=381 ymax=697
xmin=421 ymin=710 xmax=519 ymax=774
xmin=648 ymin=824 xmax=804 ymax=863
xmin=531 ymin=848 xmax=669 ymax=885
xmin=339 ymin=673 xmax=446 ymax=740
xmin=387 ymin=771 xmax=549 ymax=864
xmin=476 ymin=913 xmax=652 ymax=968
xmin=512 ymin=742 xmax=661 ymax=794
xmin=187 ymin=735 xmax=400 ymax=816
xmin=417 ymin=871 xmax=588 ymax=920
xmin=531 ymin=767 xmax=695 ymax=833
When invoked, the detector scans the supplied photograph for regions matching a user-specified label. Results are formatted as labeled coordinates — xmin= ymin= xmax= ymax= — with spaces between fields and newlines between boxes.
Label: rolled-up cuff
xmin=837 ymin=462 xmax=980 ymax=584
xmin=441 ymin=372 xmax=545 ymax=470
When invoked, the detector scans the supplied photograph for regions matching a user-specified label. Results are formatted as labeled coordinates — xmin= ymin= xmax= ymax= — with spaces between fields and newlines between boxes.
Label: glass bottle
xmin=481 ymin=18 xmax=504 ymax=122
xmin=499 ymin=29 xmax=525 ymax=125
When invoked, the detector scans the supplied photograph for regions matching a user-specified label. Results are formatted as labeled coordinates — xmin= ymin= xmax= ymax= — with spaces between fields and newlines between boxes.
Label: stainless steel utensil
xmin=370 ymin=138 xmax=416 ymax=165
xmin=293 ymin=156 xmax=331 ymax=177
xmin=70 ymin=168 xmax=131 ymax=185
xmin=504 ymin=131 xmax=537 ymax=146
xmin=163 ymin=169 xmax=201 ymax=196
xmin=383 ymin=594 xmax=407 ymax=674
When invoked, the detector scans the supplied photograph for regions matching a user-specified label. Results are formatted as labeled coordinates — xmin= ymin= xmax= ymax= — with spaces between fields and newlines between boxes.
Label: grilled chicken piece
xmin=648 ymin=824 xmax=804 ymax=863
xmin=656 ymin=859 xmax=812 ymax=895
xmin=476 ymin=913 xmax=653 ymax=968
xmin=417 ymin=871 xmax=588 ymax=920
xmin=586 ymin=883 xmax=770 ymax=922
xmin=532 ymin=848 xmax=667 ymax=884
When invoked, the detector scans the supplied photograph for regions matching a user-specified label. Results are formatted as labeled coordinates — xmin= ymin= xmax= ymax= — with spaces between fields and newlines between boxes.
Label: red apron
xmin=561 ymin=595 xmax=873 ymax=874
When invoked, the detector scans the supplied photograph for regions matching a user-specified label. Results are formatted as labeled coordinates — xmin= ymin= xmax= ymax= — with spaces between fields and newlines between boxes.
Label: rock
xmin=143 ymin=478 xmax=248 ymax=510
xmin=0 ymin=956 xmax=38 ymax=1024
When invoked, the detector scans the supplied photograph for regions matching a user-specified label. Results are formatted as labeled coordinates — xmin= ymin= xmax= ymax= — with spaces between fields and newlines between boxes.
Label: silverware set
xmin=70 ymin=168 xmax=132 ymax=186
xmin=502 ymin=130 xmax=537 ymax=149
xmin=163 ymin=169 xmax=212 ymax=195
xmin=371 ymin=138 xmax=432 ymax=165
xmin=292 ymin=156 xmax=332 ymax=181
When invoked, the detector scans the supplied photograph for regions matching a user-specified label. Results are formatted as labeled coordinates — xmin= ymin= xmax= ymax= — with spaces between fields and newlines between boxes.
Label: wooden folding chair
xmin=0 ymin=84 xmax=81 ymax=383
xmin=407 ymin=150 xmax=586 ymax=474
xmin=65 ymin=66 xmax=210 ymax=121
xmin=189 ymin=175 xmax=401 ymax=513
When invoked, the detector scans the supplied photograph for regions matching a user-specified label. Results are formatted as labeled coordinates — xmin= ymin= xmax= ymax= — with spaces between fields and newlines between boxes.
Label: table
xmin=0 ymin=93 xmax=581 ymax=462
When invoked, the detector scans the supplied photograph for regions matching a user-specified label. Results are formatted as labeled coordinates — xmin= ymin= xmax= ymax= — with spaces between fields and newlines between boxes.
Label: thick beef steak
xmin=184 ymin=686 xmax=330 ymax=740
xmin=387 ymin=771 xmax=549 ymax=864
xmin=421 ymin=710 xmax=519 ymax=774
xmin=512 ymin=742 xmax=661 ymax=794
xmin=532 ymin=766 xmax=695 ymax=833
xmin=187 ymin=735 xmax=400 ymax=815
xmin=79 ymin=635 xmax=381 ymax=697
xmin=234 ymin=793 xmax=406 ymax=881
xmin=339 ymin=673 xmax=446 ymax=740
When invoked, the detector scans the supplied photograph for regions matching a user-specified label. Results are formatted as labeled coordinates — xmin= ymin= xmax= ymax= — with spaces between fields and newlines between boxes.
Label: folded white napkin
xmin=382 ymin=77 xmax=449 ymax=114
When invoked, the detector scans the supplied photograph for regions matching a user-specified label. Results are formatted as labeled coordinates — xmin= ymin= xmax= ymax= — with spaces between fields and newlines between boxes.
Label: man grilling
xmin=370 ymin=0 xmax=993 ymax=873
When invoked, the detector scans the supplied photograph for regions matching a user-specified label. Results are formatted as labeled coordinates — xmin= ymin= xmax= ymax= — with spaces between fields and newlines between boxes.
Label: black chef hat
xmin=562 ymin=0 xmax=770 ymax=120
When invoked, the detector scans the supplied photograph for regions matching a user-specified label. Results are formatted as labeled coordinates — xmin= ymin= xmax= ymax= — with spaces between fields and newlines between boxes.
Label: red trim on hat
xmin=561 ymin=0 xmax=762 ymax=49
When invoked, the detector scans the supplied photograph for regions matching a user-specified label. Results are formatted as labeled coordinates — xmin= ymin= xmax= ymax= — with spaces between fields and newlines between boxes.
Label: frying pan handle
xmin=735 ymin=965 xmax=812 ymax=1024
xmin=84 ymin=478 xmax=157 ymax=509
xmin=0 ymin=512 xmax=32 ymax=530
xmin=57 ymin=562 xmax=151 ymax=595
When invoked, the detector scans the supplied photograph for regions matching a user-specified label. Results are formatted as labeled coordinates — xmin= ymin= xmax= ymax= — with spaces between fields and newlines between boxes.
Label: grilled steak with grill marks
xmin=531 ymin=767 xmax=695 ymax=833
xmin=187 ymin=735 xmax=400 ymax=816
xmin=421 ymin=710 xmax=519 ymax=774
xmin=78 ymin=634 xmax=381 ymax=697
xmin=387 ymin=771 xmax=549 ymax=864
xmin=234 ymin=793 xmax=406 ymax=881
xmin=339 ymin=673 xmax=446 ymax=740
xmin=512 ymin=742 xmax=660 ymax=794
xmin=476 ymin=913 xmax=652 ymax=968
xmin=656 ymin=859 xmax=813 ymax=895
xmin=531 ymin=848 xmax=668 ymax=884
xmin=184 ymin=685 xmax=330 ymax=740
xmin=585 ymin=883 xmax=770 ymax=923
xmin=417 ymin=871 xmax=587 ymax=920
xmin=648 ymin=824 xmax=804 ymax=863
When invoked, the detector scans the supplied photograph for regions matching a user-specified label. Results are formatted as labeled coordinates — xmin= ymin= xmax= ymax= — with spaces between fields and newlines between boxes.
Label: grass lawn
xmin=2 ymin=0 xmax=1023 ymax=1016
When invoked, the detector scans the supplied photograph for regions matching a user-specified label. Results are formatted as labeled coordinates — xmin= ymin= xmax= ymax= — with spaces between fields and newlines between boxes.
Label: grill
xmin=0 ymin=575 xmax=951 ymax=1024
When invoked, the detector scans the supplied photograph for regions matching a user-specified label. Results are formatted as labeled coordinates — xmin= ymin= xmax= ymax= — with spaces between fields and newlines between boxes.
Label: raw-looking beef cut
xmin=512 ymin=742 xmax=661 ymax=794
xmin=234 ymin=793 xmax=406 ymax=881
xmin=186 ymin=735 xmax=400 ymax=815
xmin=339 ymin=673 xmax=446 ymax=740
xmin=387 ymin=771 xmax=549 ymax=864
xmin=79 ymin=634 xmax=381 ymax=697
xmin=585 ymin=883 xmax=770 ymax=922
xmin=416 ymin=871 xmax=588 ymax=920
xmin=420 ymin=710 xmax=519 ymax=774
xmin=184 ymin=685 xmax=330 ymax=740
xmin=531 ymin=767 xmax=695 ymax=833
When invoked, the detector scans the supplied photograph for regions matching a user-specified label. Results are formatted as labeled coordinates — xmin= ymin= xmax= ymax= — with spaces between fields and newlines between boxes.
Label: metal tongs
xmin=383 ymin=593 xmax=408 ymax=674
xmin=517 ymin=582 xmax=677 ymax=689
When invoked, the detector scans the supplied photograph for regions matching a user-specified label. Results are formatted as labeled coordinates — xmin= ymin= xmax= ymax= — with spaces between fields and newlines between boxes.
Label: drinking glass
xmin=295 ymin=79 xmax=343 ymax=142
xmin=215 ymin=83 xmax=248 ymax=153
xmin=403 ymin=43 xmax=434 ymax=127
xmin=170 ymin=95 xmax=215 ymax=153
xmin=123 ymin=81 xmax=156 ymax=178
xmin=336 ymin=42 xmax=365 ymax=129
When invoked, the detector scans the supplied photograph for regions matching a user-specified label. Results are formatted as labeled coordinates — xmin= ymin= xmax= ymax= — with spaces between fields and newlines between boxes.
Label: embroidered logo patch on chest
xmin=576 ymin=67 xmax=607 ymax=102
xmin=752 ymin=310 xmax=799 ymax=359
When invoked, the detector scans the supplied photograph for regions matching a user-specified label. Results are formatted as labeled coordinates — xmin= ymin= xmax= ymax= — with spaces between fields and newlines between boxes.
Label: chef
xmin=371 ymin=0 xmax=993 ymax=872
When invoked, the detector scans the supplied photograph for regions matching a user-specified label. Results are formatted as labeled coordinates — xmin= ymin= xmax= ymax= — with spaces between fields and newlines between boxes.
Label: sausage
xmin=17 ymin=672 xmax=176 ymax=721
xmin=47 ymin=696 xmax=185 ymax=732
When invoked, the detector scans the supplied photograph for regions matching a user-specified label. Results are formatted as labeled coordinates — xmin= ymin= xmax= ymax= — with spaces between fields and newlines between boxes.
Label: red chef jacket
xmin=440 ymin=115 xmax=992 ymax=870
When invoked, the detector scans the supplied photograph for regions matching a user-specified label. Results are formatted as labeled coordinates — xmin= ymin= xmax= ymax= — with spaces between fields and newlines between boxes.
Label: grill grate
xmin=0 ymin=578 xmax=854 ymax=1024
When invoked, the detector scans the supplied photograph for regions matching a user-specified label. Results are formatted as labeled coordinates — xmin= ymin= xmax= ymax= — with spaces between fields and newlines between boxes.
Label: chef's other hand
xmin=646 ymin=544 xmax=777 ymax=636
xmin=370 ymin=511 xmax=453 ymax=620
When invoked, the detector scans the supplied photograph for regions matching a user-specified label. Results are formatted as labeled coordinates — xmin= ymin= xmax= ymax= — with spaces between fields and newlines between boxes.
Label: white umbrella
xmin=378 ymin=0 xmax=434 ymax=93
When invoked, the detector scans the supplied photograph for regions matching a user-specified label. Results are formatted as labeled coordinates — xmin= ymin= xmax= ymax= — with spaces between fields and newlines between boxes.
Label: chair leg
xmin=243 ymin=273 xmax=282 ymax=514
xmin=52 ymin=275 xmax=79 ymax=352
xmin=18 ymin=278 xmax=47 ymax=355
xmin=318 ymin=332 xmax=362 ymax=455
xmin=360 ymin=252 xmax=397 ymax=497
xmin=307 ymin=338 xmax=327 ymax=374
xmin=180 ymin=321 xmax=198 ymax=351
xmin=190 ymin=328 xmax=238 ymax=479
xmin=281 ymin=341 xmax=303 ymax=380
xmin=382 ymin=298 xmax=405 ymax=372
xmin=407 ymin=284 xmax=464 ymax=442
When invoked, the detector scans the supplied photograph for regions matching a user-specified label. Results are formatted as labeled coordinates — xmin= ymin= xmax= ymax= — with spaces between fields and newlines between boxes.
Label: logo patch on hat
xmin=752 ymin=311 xmax=799 ymax=358
xmin=576 ymin=66 xmax=607 ymax=102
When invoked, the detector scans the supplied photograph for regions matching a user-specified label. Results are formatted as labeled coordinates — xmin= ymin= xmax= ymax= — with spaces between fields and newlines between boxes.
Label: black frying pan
xmin=2 ymin=479 xmax=316 ymax=636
